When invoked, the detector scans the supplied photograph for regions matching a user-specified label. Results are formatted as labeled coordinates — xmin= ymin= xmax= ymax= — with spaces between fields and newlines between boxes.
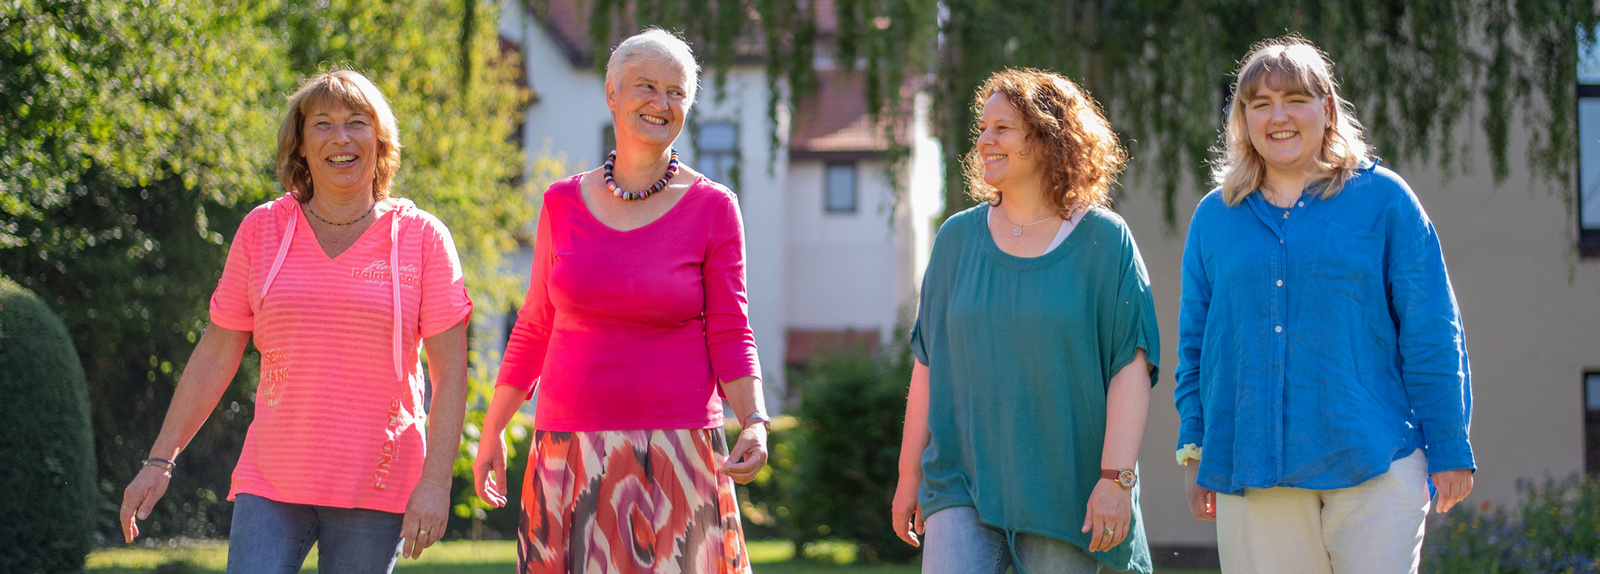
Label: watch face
xmin=1118 ymin=469 xmax=1137 ymax=488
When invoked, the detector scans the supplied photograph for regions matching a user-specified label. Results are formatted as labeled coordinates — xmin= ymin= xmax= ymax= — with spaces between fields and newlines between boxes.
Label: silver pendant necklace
xmin=997 ymin=206 xmax=1057 ymax=236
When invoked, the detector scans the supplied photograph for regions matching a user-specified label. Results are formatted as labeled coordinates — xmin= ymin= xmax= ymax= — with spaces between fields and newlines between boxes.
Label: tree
xmin=535 ymin=0 xmax=1598 ymax=222
xmin=1 ymin=0 xmax=532 ymax=538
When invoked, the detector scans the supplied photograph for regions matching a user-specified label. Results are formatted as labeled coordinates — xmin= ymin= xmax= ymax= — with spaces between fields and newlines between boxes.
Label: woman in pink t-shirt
xmin=472 ymin=28 xmax=769 ymax=573
xmin=118 ymin=70 xmax=473 ymax=574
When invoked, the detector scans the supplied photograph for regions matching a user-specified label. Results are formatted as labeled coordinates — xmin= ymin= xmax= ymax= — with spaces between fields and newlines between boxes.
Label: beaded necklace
xmin=604 ymin=149 xmax=680 ymax=200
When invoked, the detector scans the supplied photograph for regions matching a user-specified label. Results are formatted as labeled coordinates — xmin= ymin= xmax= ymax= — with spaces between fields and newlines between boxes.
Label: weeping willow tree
xmin=526 ymin=0 xmax=1596 ymax=222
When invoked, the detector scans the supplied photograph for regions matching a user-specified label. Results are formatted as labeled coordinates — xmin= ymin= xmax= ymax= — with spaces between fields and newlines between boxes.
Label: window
xmin=1587 ymin=372 xmax=1600 ymax=476
xmin=695 ymin=121 xmax=739 ymax=187
xmin=1578 ymin=28 xmax=1600 ymax=256
xmin=601 ymin=123 xmax=615 ymax=166
xmin=825 ymin=163 xmax=857 ymax=213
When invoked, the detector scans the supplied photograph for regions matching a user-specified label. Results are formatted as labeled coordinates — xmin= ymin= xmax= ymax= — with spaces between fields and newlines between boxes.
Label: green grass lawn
xmin=88 ymin=539 xmax=1219 ymax=573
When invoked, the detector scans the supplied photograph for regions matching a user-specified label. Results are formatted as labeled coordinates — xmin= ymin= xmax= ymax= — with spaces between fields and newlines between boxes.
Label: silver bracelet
xmin=141 ymin=457 xmax=176 ymax=472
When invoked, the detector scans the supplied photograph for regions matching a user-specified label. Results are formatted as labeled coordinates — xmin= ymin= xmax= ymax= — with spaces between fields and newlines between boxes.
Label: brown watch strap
xmin=1100 ymin=469 xmax=1121 ymax=481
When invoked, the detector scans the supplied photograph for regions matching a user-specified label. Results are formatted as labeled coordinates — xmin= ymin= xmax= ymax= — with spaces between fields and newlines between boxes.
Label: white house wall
xmin=784 ymin=159 xmax=903 ymax=336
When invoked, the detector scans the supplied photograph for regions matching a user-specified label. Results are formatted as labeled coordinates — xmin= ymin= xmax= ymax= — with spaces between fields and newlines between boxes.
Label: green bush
xmin=1422 ymin=473 xmax=1600 ymax=573
xmin=784 ymin=344 xmax=918 ymax=563
xmin=445 ymin=417 xmax=535 ymax=540
xmin=729 ymin=415 xmax=799 ymax=541
xmin=0 ymin=276 xmax=98 ymax=573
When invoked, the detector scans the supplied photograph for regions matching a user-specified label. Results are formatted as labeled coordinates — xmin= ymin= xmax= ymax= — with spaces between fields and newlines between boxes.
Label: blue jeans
xmin=226 ymin=493 xmax=404 ymax=574
xmin=922 ymin=507 xmax=1102 ymax=574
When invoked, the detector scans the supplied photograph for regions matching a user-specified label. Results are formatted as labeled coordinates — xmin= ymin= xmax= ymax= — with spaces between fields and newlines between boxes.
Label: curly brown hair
xmin=963 ymin=69 xmax=1127 ymax=216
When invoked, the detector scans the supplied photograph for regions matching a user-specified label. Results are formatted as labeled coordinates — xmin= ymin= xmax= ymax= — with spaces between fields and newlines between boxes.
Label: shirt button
xmin=1298 ymin=202 xmax=1305 ymax=207
xmin=1279 ymin=239 xmax=1285 ymax=244
xmin=1276 ymin=279 xmax=1284 ymax=287
xmin=1275 ymin=325 xmax=1283 ymax=333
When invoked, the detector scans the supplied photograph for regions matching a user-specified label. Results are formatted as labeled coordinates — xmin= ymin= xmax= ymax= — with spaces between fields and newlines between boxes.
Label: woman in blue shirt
xmin=1174 ymin=36 xmax=1474 ymax=573
xmin=893 ymin=68 xmax=1161 ymax=574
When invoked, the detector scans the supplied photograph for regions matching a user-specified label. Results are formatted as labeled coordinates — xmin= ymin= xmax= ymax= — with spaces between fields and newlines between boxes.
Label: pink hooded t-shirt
xmin=209 ymin=194 xmax=472 ymax=512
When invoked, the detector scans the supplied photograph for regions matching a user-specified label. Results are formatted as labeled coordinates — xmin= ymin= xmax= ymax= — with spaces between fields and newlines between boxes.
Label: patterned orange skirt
xmin=517 ymin=428 xmax=751 ymax=574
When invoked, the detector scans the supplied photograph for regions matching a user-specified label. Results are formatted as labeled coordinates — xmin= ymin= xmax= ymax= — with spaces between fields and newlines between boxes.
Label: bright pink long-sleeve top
xmin=496 ymin=174 xmax=762 ymax=431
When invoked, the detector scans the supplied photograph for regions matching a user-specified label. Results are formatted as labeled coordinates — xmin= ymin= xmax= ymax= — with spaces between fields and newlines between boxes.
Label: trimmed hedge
xmin=0 ymin=276 xmax=97 ymax=573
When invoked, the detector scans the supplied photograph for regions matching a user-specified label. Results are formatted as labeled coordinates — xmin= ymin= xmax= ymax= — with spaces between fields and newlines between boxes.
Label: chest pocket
xmin=1310 ymin=221 xmax=1386 ymax=303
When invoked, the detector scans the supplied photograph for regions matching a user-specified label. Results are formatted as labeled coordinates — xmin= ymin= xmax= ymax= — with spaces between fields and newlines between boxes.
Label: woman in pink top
xmin=118 ymin=70 xmax=473 ymax=574
xmin=472 ymin=28 xmax=769 ymax=573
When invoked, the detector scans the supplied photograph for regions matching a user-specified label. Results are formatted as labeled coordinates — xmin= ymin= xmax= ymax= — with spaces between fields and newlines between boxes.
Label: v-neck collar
xmin=297 ymin=202 xmax=395 ymax=260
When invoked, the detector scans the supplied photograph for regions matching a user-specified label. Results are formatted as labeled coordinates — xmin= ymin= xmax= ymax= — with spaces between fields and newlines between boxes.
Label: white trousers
xmin=1216 ymin=449 xmax=1430 ymax=574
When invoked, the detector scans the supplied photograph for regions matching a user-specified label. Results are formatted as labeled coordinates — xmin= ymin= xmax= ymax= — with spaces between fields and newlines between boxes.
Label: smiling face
xmin=298 ymin=101 xmax=378 ymax=199
xmin=975 ymin=91 xmax=1039 ymax=191
xmin=605 ymin=57 xmax=690 ymax=151
xmin=1243 ymin=83 xmax=1332 ymax=182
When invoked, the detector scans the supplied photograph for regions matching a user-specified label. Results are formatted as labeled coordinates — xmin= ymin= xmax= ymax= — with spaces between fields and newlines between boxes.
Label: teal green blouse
xmin=911 ymin=203 xmax=1160 ymax=573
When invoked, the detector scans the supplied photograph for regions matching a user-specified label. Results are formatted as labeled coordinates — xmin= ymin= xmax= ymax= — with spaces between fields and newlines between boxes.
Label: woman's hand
xmin=891 ymin=472 xmax=924 ymax=547
xmin=1183 ymin=460 xmax=1216 ymax=521
xmin=1431 ymin=469 xmax=1474 ymax=513
xmin=718 ymin=424 xmax=768 ymax=484
xmin=400 ymin=478 xmax=450 ymax=559
xmin=1081 ymin=479 xmax=1133 ymax=552
xmin=473 ymin=432 xmax=509 ymax=508
xmin=119 ymin=465 xmax=172 ymax=543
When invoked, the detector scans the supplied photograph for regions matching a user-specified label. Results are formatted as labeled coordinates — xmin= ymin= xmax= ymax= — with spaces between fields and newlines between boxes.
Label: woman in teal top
xmin=892 ymin=68 xmax=1160 ymax=574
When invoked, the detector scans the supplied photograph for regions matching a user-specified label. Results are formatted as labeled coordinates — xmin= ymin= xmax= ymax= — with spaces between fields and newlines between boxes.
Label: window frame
xmin=823 ymin=162 xmax=859 ymax=214
xmin=693 ymin=120 xmax=741 ymax=191
xmin=1586 ymin=371 xmax=1600 ymax=476
xmin=1577 ymin=85 xmax=1600 ymax=256
xmin=1578 ymin=28 xmax=1600 ymax=257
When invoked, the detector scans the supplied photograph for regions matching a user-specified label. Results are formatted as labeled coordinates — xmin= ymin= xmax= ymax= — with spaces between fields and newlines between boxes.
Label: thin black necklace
xmin=308 ymin=201 xmax=376 ymax=226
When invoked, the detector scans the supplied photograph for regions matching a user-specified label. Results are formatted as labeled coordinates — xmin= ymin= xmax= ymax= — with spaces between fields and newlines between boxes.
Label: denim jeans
xmin=226 ymin=493 xmax=404 ymax=574
xmin=922 ymin=506 xmax=1102 ymax=574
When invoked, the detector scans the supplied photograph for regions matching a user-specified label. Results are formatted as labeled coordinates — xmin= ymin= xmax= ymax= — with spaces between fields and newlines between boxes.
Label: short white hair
xmin=605 ymin=27 xmax=701 ymax=109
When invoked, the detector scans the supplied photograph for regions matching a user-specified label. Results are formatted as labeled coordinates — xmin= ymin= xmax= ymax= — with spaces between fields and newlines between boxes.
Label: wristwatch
xmin=1101 ymin=468 xmax=1137 ymax=489
xmin=741 ymin=411 xmax=772 ymax=432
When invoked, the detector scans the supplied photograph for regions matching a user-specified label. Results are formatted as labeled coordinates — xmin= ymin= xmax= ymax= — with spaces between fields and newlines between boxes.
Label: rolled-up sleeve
xmin=1386 ymin=187 xmax=1474 ymax=474
xmin=209 ymin=211 xmax=260 ymax=332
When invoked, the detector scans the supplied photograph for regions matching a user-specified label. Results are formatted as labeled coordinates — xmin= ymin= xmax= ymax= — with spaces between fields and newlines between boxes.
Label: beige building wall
xmin=1118 ymin=134 xmax=1600 ymax=548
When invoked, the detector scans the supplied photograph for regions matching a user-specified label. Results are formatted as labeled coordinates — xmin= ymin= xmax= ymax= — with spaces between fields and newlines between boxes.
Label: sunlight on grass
xmin=88 ymin=538 xmax=1214 ymax=573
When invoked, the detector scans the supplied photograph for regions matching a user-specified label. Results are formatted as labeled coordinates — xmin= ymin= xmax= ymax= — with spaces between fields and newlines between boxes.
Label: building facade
xmin=494 ymin=0 xmax=943 ymax=407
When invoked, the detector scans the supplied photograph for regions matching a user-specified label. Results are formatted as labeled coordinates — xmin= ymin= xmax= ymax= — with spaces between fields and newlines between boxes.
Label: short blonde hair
xmin=276 ymin=69 xmax=402 ymax=202
xmin=605 ymin=28 xmax=701 ymax=110
xmin=1213 ymin=36 xmax=1369 ymax=206
xmin=963 ymin=68 xmax=1127 ymax=217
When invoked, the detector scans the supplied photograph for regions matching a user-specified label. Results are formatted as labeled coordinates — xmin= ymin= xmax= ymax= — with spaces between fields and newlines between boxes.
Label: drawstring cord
xmin=1004 ymin=527 xmax=1030 ymax=574
xmin=258 ymin=195 xmax=407 ymax=384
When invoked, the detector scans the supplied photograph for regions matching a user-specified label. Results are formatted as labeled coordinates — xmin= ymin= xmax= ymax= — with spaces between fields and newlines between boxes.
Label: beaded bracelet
xmin=142 ymin=457 xmax=176 ymax=471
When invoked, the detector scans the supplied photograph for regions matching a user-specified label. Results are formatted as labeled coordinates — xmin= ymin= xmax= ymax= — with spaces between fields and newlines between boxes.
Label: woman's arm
xmin=400 ymin=319 xmax=468 ymax=559
xmin=1174 ymin=209 xmax=1216 ymax=521
xmin=472 ymin=383 xmax=528 ymax=508
xmin=891 ymin=360 xmax=931 ymax=547
xmin=120 ymin=324 xmax=251 ymax=543
xmin=1384 ymin=183 xmax=1475 ymax=511
xmin=1082 ymin=349 xmax=1151 ymax=552
xmin=717 ymin=375 xmax=768 ymax=484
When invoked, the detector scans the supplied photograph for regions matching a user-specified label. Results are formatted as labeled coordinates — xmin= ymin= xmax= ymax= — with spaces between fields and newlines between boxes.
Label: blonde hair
xmin=1213 ymin=35 xmax=1369 ymax=206
xmin=962 ymin=68 xmax=1127 ymax=217
xmin=605 ymin=27 xmax=701 ymax=110
xmin=276 ymin=69 xmax=402 ymax=202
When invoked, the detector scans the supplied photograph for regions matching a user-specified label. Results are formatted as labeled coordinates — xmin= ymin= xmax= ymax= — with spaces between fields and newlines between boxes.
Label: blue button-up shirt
xmin=1174 ymin=161 xmax=1474 ymax=495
